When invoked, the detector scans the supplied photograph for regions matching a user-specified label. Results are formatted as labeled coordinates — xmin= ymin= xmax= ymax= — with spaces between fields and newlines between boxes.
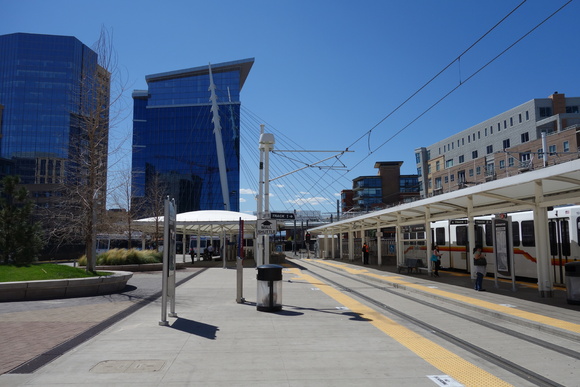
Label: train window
xmin=512 ymin=221 xmax=520 ymax=247
xmin=456 ymin=226 xmax=467 ymax=246
xmin=522 ymin=220 xmax=535 ymax=247
xmin=485 ymin=225 xmax=493 ymax=246
xmin=549 ymin=222 xmax=557 ymax=256
xmin=474 ymin=226 xmax=484 ymax=247
xmin=562 ymin=221 xmax=571 ymax=256
xmin=435 ymin=227 xmax=446 ymax=246
xmin=578 ymin=217 xmax=580 ymax=246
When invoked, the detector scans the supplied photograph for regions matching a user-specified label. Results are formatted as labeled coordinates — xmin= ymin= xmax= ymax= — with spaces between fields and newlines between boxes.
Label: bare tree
xmin=46 ymin=27 xmax=128 ymax=272
xmin=144 ymin=169 xmax=167 ymax=252
xmin=108 ymin=163 xmax=147 ymax=249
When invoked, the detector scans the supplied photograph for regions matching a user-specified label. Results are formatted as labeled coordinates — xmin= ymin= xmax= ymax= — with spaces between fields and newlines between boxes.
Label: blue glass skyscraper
xmin=131 ymin=58 xmax=254 ymax=214
xmin=0 ymin=33 xmax=108 ymax=208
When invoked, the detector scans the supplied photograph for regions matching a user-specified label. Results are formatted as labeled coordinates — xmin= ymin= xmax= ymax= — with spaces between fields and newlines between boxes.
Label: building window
xmin=499 ymin=160 xmax=505 ymax=169
xmin=472 ymin=150 xmax=478 ymax=159
xmin=549 ymin=144 xmax=557 ymax=155
xmin=445 ymin=159 xmax=454 ymax=168
xmin=450 ymin=174 xmax=455 ymax=182
xmin=478 ymin=131 xmax=481 ymax=139
xmin=503 ymin=139 xmax=510 ymax=149
xmin=468 ymin=136 xmax=471 ymax=143
xmin=417 ymin=167 xmax=422 ymax=177
xmin=462 ymin=138 xmax=464 ymax=145
xmin=490 ymin=126 xmax=493 ymax=134
xmin=487 ymin=145 xmax=493 ymax=154
xmin=563 ymin=141 xmax=570 ymax=153
xmin=435 ymin=161 xmax=440 ymax=171
xmin=508 ymin=157 xmax=514 ymax=167
xmin=518 ymin=113 xmax=522 ymax=123
xmin=566 ymin=106 xmax=579 ymax=113
xmin=415 ymin=152 xmax=421 ymax=163
xmin=469 ymin=169 xmax=474 ymax=177
xmin=526 ymin=111 xmax=529 ymax=120
xmin=521 ymin=132 xmax=529 ymax=143
xmin=444 ymin=176 xmax=448 ymax=184
xmin=503 ymin=120 xmax=507 ymax=129
xmin=539 ymin=107 xmax=552 ymax=117
xmin=459 ymin=155 xmax=464 ymax=163
xmin=538 ymin=148 xmax=543 ymax=159
xmin=485 ymin=127 xmax=488 ymax=136
xmin=435 ymin=177 xmax=442 ymax=189
xmin=521 ymin=152 xmax=531 ymax=162
xmin=476 ymin=166 xmax=481 ymax=175
xmin=497 ymin=123 xmax=501 ymax=131
xmin=510 ymin=117 xmax=513 ymax=126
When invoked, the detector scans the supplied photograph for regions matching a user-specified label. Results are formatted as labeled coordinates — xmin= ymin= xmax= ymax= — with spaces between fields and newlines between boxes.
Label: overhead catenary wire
xmin=234 ymin=0 xmax=573 ymax=216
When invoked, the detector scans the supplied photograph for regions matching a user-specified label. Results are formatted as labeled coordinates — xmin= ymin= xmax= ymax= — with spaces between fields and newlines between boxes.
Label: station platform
xmin=0 ymin=256 xmax=578 ymax=386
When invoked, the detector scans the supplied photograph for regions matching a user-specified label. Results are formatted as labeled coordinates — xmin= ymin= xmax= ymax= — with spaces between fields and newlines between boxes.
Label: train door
xmin=548 ymin=218 xmax=570 ymax=284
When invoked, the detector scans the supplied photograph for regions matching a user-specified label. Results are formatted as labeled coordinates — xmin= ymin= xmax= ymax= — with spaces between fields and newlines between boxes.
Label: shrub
xmin=77 ymin=249 xmax=162 ymax=266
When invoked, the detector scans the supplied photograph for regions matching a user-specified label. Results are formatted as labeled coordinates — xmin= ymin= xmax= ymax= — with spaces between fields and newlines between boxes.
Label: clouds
xmin=286 ymin=196 xmax=330 ymax=206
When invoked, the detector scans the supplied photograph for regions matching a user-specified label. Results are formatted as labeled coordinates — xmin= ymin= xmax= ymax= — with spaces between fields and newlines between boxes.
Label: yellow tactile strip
xmin=287 ymin=267 xmax=512 ymax=387
xmin=315 ymin=260 xmax=580 ymax=334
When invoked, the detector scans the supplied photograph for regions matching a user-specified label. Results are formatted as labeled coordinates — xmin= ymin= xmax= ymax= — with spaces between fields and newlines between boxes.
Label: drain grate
xmin=91 ymin=360 xmax=165 ymax=373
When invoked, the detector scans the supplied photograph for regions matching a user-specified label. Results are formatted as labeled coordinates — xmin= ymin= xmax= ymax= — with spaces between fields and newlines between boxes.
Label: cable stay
xmin=269 ymin=150 xmax=353 ymax=182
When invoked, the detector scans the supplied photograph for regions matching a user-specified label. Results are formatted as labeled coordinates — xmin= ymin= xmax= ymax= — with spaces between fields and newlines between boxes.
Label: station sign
xmin=270 ymin=212 xmax=295 ymax=220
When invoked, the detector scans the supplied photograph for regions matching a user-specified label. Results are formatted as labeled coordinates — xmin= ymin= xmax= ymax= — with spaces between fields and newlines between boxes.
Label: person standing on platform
xmin=473 ymin=245 xmax=487 ymax=291
xmin=431 ymin=245 xmax=442 ymax=276
xmin=362 ymin=242 xmax=370 ymax=265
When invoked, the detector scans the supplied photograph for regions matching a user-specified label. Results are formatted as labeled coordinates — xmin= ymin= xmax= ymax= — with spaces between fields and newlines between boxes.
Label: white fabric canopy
xmin=135 ymin=210 xmax=257 ymax=235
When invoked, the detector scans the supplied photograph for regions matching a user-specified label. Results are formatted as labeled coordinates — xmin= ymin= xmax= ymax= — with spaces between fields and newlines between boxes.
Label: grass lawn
xmin=0 ymin=264 xmax=111 ymax=282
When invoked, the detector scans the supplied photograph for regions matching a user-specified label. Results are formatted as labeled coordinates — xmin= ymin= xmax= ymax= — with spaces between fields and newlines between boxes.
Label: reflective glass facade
xmin=0 ymin=33 xmax=106 ymax=205
xmin=132 ymin=59 xmax=254 ymax=214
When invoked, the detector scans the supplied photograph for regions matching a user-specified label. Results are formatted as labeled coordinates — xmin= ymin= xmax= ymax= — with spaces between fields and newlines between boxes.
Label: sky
xmin=2 ymin=0 xmax=579 ymax=216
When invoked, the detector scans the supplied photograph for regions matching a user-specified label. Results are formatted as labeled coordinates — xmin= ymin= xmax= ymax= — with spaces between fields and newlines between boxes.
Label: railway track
xmin=289 ymin=258 xmax=580 ymax=387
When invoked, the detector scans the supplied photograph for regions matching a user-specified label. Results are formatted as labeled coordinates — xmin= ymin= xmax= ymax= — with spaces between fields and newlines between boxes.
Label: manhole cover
xmin=91 ymin=360 xmax=165 ymax=373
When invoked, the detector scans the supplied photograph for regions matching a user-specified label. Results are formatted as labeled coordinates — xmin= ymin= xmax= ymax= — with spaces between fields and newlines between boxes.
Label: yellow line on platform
xmin=286 ymin=267 xmax=512 ymax=387
xmin=310 ymin=260 xmax=580 ymax=334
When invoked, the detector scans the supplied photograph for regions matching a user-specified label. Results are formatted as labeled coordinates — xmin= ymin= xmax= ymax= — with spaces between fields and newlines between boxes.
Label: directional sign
xmin=270 ymin=212 xmax=295 ymax=220
xmin=257 ymin=219 xmax=277 ymax=235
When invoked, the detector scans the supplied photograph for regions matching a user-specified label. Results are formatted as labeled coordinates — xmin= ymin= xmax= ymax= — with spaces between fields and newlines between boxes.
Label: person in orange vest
xmin=362 ymin=242 xmax=369 ymax=265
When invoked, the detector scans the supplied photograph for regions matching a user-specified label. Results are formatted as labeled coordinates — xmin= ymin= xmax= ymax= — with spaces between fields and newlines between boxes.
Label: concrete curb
xmin=0 ymin=271 xmax=133 ymax=302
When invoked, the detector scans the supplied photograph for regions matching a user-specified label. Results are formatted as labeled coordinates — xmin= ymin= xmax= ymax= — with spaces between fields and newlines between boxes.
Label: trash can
xmin=565 ymin=261 xmax=580 ymax=305
xmin=256 ymin=264 xmax=283 ymax=312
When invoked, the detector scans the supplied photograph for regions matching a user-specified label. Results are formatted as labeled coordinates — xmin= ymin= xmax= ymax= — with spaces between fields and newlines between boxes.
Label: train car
xmin=430 ymin=205 xmax=580 ymax=284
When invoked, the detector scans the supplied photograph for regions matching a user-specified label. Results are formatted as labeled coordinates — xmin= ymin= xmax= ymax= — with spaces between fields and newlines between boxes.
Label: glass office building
xmin=131 ymin=58 xmax=254 ymax=214
xmin=0 ymin=33 xmax=108 ymax=207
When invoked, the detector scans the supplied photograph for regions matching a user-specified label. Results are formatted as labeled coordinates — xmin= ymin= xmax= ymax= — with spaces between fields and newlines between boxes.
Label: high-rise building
xmin=131 ymin=58 xmax=254 ymax=215
xmin=0 ymin=33 xmax=109 ymax=209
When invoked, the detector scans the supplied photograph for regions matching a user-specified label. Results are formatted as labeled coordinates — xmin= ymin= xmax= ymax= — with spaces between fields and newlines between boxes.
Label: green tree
xmin=0 ymin=176 xmax=44 ymax=264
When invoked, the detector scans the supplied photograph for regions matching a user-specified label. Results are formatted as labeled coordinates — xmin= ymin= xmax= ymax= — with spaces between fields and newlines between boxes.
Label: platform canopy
xmin=135 ymin=210 xmax=257 ymax=235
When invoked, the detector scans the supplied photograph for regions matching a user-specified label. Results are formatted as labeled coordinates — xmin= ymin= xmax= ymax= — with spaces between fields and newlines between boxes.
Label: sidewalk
xmin=0 ymin=257 xmax=578 ymax=386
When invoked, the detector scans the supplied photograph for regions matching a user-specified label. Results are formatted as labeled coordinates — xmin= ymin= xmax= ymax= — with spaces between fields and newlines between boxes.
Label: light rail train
xmin=424 ymin=205 xmax=580 ymax=284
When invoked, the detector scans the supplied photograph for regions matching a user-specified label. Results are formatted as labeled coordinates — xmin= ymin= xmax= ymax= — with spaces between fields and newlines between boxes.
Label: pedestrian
xmin=431 ymin=245 xmax=442 ymax=277
xmin=190 ymin=248 xmax=195 ymax=264
xmin=362 ymin=242 xmax=369 ymax=265
xmin=208 ymin=244 xmax=214 ymax=259
xmin=473 ymin=245 xmax=487 ymax=291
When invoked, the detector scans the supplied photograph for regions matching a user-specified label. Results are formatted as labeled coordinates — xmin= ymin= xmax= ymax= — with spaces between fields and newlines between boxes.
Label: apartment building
xmin=415 ymin=92 xmax=580 ymax=197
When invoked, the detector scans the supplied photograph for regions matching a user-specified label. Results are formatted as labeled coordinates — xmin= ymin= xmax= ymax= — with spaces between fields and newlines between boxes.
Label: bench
xmin=398 ymin=258 xmax=426 ymax=274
